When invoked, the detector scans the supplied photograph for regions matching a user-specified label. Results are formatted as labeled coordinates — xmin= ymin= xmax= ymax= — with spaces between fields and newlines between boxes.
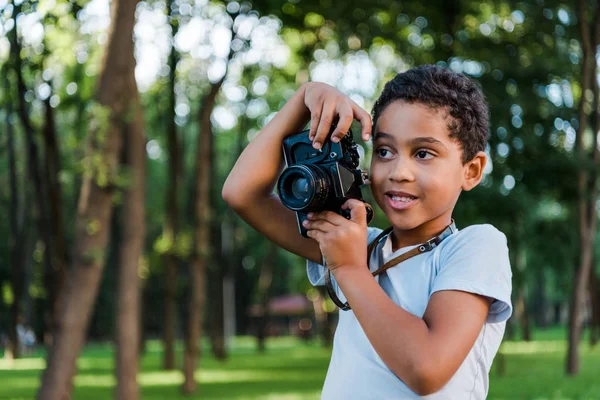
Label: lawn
xmin=0 ymin=327 xmax=599 ymax=400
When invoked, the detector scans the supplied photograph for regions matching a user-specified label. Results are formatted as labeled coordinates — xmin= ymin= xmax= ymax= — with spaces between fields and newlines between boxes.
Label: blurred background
xmin=1 ymin=0 xmax=600 ymax=398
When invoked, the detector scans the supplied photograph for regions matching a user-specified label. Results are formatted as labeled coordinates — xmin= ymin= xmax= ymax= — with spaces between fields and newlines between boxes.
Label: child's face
xmin=369 ymin=101 xmax=478 ymax=233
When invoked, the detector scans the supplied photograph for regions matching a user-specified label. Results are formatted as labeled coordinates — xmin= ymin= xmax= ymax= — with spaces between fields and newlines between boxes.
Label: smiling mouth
xmin=388 ymin=194 xmax=417 ymax=202
xmin=385 ymin=193 xmax=419 ymax=210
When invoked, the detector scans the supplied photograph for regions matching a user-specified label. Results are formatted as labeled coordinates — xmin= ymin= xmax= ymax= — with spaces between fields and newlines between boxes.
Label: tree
xmin=182 ymin=5 xmax=238 ymax=392
xmin=37 ymin=0 xmax=142 ymax=396
xmin=3 ymin=65 xmax=26 ymax=361
xmin=162 ymin=0 xmax=182 ymax=371
xmin=114 ymin=24 xmax=147 ymax=400
xmin=8 ymin=1 xmax=56 ymax=347
xmin=255 ymin=242 xmax=278 ymax=352
xmin=567 ymin=0 xmax=600 ymax=375
xmin=41 ymin=19 xmax=69 ymax=347
xmin=183 ymin=67 xmax=224 ymax=395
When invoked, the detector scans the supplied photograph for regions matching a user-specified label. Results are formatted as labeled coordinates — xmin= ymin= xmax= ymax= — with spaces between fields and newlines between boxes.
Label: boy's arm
xmin=303 ymin=203 xmax=495 ymax=396
xmin=335 ymin=266 xmax=491 ymax=396
xmin=222 ymin=82 xmax=372 ymax=264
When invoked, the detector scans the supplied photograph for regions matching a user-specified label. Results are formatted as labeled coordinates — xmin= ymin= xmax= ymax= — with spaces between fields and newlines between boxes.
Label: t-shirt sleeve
xmin=431 ymin=224 xmax=513 ymax=323
xmin=306 ymin=226 xmax=383 ymax=286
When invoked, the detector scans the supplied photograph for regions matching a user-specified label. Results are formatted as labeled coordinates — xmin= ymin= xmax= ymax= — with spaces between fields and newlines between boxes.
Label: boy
xmin=222 ymin=65 xmax=512 ymax=399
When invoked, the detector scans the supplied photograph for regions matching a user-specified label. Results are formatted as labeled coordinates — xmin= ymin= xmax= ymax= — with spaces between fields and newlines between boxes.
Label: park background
xmin=1 ymin=0 xmax=600 ymax=398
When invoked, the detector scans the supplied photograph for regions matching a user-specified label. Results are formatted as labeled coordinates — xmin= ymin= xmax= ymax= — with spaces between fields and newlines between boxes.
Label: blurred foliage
xmin=0 ymin=0 xmax=597 ymax=344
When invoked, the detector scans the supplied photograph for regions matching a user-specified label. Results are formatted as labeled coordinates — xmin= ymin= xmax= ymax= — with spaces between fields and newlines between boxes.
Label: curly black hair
xmin=371 ymin=65 xmax=490 ymax=164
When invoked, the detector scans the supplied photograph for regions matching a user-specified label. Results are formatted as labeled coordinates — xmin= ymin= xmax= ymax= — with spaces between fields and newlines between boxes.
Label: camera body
xmin=277 ymin=127 xmax=373 ymax=237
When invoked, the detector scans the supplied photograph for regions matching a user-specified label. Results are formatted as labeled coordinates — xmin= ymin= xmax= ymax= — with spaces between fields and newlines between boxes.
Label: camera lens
xmin=291 ymin=177 xmax=309 ymax=199
xmin=277 ymin=164 xmax=329 ymax=211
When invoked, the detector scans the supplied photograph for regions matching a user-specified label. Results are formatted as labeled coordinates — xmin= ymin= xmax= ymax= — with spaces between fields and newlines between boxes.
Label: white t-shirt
xmin=307 ymin=224 xmax=513 ymax=399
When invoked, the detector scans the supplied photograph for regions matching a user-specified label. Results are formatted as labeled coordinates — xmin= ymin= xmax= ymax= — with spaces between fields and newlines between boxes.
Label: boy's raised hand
xmin=303 ymin=82 xmax=372 ymax=149
xmin=302 ymin=199 xmax=369 ymax=272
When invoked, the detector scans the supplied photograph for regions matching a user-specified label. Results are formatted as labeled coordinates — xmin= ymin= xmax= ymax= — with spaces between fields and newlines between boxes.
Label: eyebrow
xmin=374 ymin=132 xmax=448 ymax=149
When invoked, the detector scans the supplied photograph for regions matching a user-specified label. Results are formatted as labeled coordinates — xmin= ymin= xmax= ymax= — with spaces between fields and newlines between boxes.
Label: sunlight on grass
xmin=0 ymin=357 xmax=45 ymax=370
xmin=196 ymin=369 xmax=280 ymax=383
xmin=195 ymin=369 xmax=324 ymax=383
xmin=138 ymin=371 xmax=183 ymax=386
xmin=75 ymin=374 xmax=115 ymax=387
xmin=1 ymin=331 xmax=599 ymax=400
xmin=501 ymin=340 xmax=566 ymax=354
xmin=235 ymin=392 xmax=321 ymax=400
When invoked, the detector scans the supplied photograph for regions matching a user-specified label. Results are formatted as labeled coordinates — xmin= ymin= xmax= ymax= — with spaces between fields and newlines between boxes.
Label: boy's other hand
xmin=303 ymin=82 xmax=372 ymax=150
xmin=303 ymin=199 xmax=369 ymax=272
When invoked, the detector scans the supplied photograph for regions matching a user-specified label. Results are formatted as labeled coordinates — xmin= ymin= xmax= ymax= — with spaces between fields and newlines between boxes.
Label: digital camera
xmin=277 ymin=127 xmax=374 ymax=238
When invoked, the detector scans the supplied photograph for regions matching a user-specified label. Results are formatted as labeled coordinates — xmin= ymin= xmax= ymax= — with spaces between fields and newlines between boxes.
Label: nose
xmin=388 ymin=156 xmax=416 ymax=183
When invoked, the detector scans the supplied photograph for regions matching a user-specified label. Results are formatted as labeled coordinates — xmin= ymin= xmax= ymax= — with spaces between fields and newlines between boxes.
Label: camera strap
xmin=324 ymin=220 xmax=457 ymax=311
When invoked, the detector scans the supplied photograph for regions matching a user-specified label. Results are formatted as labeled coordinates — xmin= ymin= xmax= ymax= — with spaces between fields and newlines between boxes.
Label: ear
xmin=462 ymin=151 xmax=487 ymax=191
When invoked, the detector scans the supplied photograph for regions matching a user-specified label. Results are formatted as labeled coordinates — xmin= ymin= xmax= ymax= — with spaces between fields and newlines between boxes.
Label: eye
xmin=415 ymin=150 xmax=434 ymax=160
xmin=375 ymin=148 xmax=393 ymax=159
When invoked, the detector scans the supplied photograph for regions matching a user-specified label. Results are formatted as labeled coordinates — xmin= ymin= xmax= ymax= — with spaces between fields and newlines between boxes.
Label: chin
xmin=381 ymin=208 xmax=423 ymax=230
xmin=388 ymin=216 xmax=423 ymax=231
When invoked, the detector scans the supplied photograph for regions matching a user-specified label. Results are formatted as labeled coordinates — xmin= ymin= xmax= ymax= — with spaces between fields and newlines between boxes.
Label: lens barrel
xmin=277 ymin=164 xmax=329 ymax=211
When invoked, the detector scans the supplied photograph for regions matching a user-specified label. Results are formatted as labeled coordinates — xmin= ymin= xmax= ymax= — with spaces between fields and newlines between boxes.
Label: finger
xmin=330 ymin=107 xmax=353 ymax=143
xmin=341 ymin=199 xmax=367 ymax=225
xmin=306 ymin=229 xmax=322 ymax=241
xmin=309 ymin=104 xmax=323 ymax=141
xmin=308 ymin=210 xmax=346 ymax=226
xmin=352 ymin=103 xmax=372 ymax=142
xmin=303 ymin=219 xmax=336 ymax=232
xmin=314 ymin=101 xmax=336 ymax=149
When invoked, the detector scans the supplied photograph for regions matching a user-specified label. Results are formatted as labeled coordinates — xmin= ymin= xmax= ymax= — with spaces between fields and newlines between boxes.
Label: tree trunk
xmin=533 ymin=268 xmax=547 ymax=328
xmin=515 ymin=242 xmax=531 ymax=341
xmin=567 ymin=0 xmax=600 ymax=375
xmin=209 ymin=219 xmax=227 ymax=360
xmin=505 ymin=312 xmax=516 ymax=341
xmin=115 ymin=92 xmax=146 ymax=400
xmin=182 ymin=9 xmax=240 ymax=390
xmin=515 ymin=287 xmax=531 ymax=342
xmin=495 ymin=351 xmax=506 ymax=377
xmin=207 ymin=16 xmax=241 ymax=362
xmin=256 ymin=243 xmax=277 ymax=352
xmin=312 ymin=286 xmax=334 ymax=347
xmin=182 ymin=80 xmax=223 ymax=394
xmin=163 ymin=0 xmax=181 ymax=370
xmin=510 ymin=221 xmax=531 ymax=341
xmin=208 ymin=118 xmax=227 ymax=360
xmin=590 ymin=266 xmax=599 ymax=346
xmin=36 ymin=0 xmax=140 ymax=396
xmin=5 ymin=69 xmax=25 ymax=361
xmin=67 ymin=4 xmax=90 ymax=214
xmin=8 ymin=2 xmax=55 ymax=347
xmin=42 ymin=85 xmax=68 ymax=347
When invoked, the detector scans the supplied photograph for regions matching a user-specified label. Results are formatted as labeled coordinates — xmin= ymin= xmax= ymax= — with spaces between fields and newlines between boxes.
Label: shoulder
xmin=435 ymin=223 xmax=512 ymax=280
xmin=455 ymin=224 xmax=507 ymax=242
xmin=441 ymin=224 xmax=508 ymax=254
xmin=433 ymin=224 xmax=513 ymax=323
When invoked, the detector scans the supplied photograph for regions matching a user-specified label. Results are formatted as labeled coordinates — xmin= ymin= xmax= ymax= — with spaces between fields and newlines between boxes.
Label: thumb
xmin=342 ymin=199 xmax=367 ymax=225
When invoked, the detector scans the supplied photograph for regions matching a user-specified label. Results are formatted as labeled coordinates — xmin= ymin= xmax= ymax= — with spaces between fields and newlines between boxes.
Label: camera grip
xmin=365 ymin=203 xmax=374 ymax=223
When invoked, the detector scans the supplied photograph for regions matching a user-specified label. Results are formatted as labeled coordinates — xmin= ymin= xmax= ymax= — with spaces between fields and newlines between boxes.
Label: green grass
xmin=0 ymin=328 xmax=599 ymax=400
xmin=488 ymin=327 xmax=600 ymax=400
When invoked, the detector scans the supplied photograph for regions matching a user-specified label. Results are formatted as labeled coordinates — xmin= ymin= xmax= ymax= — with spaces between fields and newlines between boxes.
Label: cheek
xmin=368 ymin=165 xmax=386 ymax=191
xmin=420 ymin=167 xmax=463 ymax=198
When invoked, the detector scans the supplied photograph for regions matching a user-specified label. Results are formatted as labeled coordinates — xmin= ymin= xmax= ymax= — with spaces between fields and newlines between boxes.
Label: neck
xmin=391 ymin=214 xmax=453 ymax=252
